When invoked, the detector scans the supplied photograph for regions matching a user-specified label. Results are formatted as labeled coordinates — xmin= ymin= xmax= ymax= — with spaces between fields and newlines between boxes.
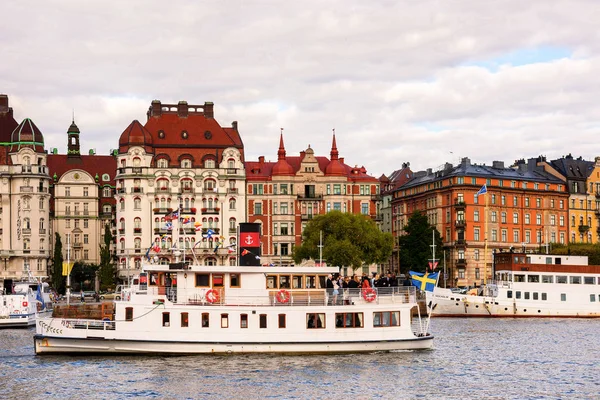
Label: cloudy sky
xmin=2 ymin=1 xmax=599 ymax=177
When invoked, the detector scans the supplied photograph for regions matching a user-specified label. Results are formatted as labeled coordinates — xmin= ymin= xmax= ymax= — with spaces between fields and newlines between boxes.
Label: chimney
xmin=150 ymin=100 xmax=162 ymax=118
xmin=0 ymin=94 xmax=8 ymax=112
xmin=259 ymin=156 xmax=265 ymax=164
xmin=339 ymin=157 xmax=344 ymax=164
xmin=427 ymin=168 xmax=432 ymax=175
xmin=300 ymin=151 xmax=306 ymax=160
xmin=177 ymin=101 xmax=188 ymax=118
xmin=204 ymin=102 xmax=214 ymax=118
xmin=232 ymin=121 xmax=238 ymax=131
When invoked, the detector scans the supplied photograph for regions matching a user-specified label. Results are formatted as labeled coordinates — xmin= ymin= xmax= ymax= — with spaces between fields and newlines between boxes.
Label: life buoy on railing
xmin=363 ymin=287 xmax=377 ymax=302
xmin=206 ymin=289 xmax=220 ymax=304
xmin=22 ymin=301 xmax=28 ymax=307
xmin=275 ymin=289 xmax=290 ymax=303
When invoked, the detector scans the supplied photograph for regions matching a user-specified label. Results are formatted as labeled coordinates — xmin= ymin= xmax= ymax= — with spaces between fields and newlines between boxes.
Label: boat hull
xmin=0 ymin=313 xmax=36 ymax=328
xmin=34 ymin=334 xmax=433 ymax=355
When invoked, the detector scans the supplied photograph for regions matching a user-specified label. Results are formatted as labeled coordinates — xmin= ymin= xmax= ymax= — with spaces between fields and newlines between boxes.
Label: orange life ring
xmin=276 ymin=289 xmax=290 ymax=303
xmin=363 ymin=287 xmax=377 ymax=302
xmin=22 ymin=301 xmax=28 ymax=307
xmin=206 ymin=289 xmax=220 ymax=304
xmin=470 ymin=293 xmax=476 ymax=296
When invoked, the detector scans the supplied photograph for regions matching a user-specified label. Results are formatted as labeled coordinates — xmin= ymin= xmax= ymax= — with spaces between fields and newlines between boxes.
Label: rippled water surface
xmin=1 ymin=319 xmax=599 ymax=399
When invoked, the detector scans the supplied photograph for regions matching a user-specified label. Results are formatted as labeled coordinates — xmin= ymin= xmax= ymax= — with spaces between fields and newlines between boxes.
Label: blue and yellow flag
xmin=409 ymin=271 xmax=439 ymax=292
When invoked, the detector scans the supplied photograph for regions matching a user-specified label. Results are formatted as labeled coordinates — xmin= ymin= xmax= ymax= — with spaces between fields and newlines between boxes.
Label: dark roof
xmin=549 ymin=156 xmax=594 ymax=180
xmin=10 ymin=118 xmax=45 ymax=153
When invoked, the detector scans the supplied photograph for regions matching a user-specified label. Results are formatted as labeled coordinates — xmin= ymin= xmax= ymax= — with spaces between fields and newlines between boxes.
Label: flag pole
xmin=484 ymin=186 xmax=488 ymax=286
xmin=423 ymin=272 xmax=440 ymax=336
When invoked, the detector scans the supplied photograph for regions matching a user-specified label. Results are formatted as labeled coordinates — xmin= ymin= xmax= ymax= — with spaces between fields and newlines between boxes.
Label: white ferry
xmin=34 ymin=261 xmax=433 ymax=354
xmin=1 ymin=281 xmax=54 ymax=328
xmin=429 ymin=252 xmax=600 ymax=318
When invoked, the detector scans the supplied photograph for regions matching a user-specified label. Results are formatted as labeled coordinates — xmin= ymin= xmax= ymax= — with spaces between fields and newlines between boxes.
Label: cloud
xmin=1 ymin=0 xmax=600 ymax=177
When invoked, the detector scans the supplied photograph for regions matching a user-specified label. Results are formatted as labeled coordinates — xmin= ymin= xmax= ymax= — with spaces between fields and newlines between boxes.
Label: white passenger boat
xmin=34 ymin=261 xmax=433 ymax=354
xmin=1 ymin=281 xmax=53 ymax=328
xmin=429 ymin=252 xmax=600 ymax=318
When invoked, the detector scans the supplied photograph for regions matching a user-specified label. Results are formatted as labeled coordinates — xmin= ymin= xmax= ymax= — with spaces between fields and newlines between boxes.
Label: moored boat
xmin=1 ymin=281 xmax=53 ymax=328
xmin=34 ymin=261 xmax=433 ymax=354
xmin=428 ymin=251 xmax=600 ymax=317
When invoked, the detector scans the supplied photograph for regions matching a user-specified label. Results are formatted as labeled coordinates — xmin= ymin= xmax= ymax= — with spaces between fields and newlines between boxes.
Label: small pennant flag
xmin=241 ymin=249 xmax=249 ymax=256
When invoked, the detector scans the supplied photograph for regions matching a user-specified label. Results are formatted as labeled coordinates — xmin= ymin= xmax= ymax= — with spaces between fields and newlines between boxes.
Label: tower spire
xmin=277 ymin=128 xmax=286 ymax=160
xmin=330 ymin=129 xmax=339 ymax=161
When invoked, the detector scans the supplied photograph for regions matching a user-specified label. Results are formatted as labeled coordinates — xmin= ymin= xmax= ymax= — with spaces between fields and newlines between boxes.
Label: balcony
xmin=73 ymin=242 xmax=83 ymax=249
xmin=116 ymin=188 xmax=126 ymax=194
xmin=153 ymin=208 xmax=173 ymax=215
xmin=154 ymin=228 xmax=173 ymax=235
xmin=455 ymin=219 xmax=466 ymax=228
xmin=229 ymin=228 xmax=237 ymax=234
xmin=202 ymin=207 xmax=220 ymax=215
xmin=179 ymin=228 xmax=196 ymax=235
xmin=20 ymin=186 xmax=34 ymax=193
xmin=182 ymin=207 xmax=197 ymax=214
xmin=134 ymin=228 xmax=142 ymax=234
xmin=225 ymin=168 xmax=238 ymax=175
xmin=100 ymin=211 xmax=114 ymax=219
xmin=117 ymin=166 xmax=146 ymax=175
xmin=38 ymin=187 xmax=48 ymax=193
xmin=372 ymin=213 xmax=383 ymax=221
xmin=454 ymin=199 xmax=466 ymax=209
xmin=371 ymin=194 xmax=382 ymax=201
xmin=131 ymin=187 xmax=144 ymax=194
xmin=22 ymin=228 xmax=31 ymax=235
xmin=157 ymin=187 xmax=170 ymax=193
xmin=118 ymin=228 xmax=125 ymax=234
xmin=201 ymin=228 xmax=220 ymax=235
xmin=297 ymin=194 xmax=322 ymax=200
xmin=456 ymin=258 xmax=467 ymax=266
xmin=39 ymin=229 xmax=46 ymax=234
xmin=455 ymin=239 xmax=466 ymax=247
xmin=227 ymin=188 xmax=238 ymax=194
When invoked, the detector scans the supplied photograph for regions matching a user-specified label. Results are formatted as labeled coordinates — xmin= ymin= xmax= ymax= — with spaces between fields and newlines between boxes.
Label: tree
xmin=398 ymin=211 xmax=443 ymax=274
xmin=98 ymin=223 xmax=116 ymax=290
xmin=293 ymin=211 xmax=393 ymax=269
xmin=52 ymin=232 xmax=65 ymax=294
xmin=70 ymin=262 xmax=97 ymax=290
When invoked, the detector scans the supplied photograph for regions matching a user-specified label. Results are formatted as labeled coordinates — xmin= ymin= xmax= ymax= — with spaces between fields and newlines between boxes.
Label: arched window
xmin=203 ymin=179 xmax=216 ymax=191
xmin=134 ymin=197 xmax=141 ymax=210
xmin=154 ymin=217 xmax=160 ymax=229
xmin=103 ymin=204 xmax=112 ymax=213
xmin=205 ymin=257 xmax=216 ymax=266
xmin=24 ymin=217 xmax=31 ymax=230
xmin=134 ymin=237 xmax=141 ymax=250
xmin=24 ymin=238 xmax=30 ymax=250
xmin=229 ymin=198 xmax=236 ymax=210
xmin=133 ymin=157 xmax=141 ymax=167
xmin=157 ymin=178 xmax=169 ymax=192
xmin=135 ymin=258 xmax=141 ymax=269
xmin=157 ymin=159 xmax=168 ymax=168
xmin=39 ymin=218 xmax=45 ymax=231
xmin=134 ymin=217 xmax=141 ymax=229
xmin=229 ymin=217 xmax=236 ymax=230
xmin=181 ymin=159 xmax=192 ymax=168
xmin=120 ymin=238 xmax=125 ymax=250
xmin=228 ymin=159 xmax=235 ymax=169
xmin=119 ymin=218 xmax=125 ymax=231
xmin=120 ymin=198 xmax=125 ymax=211
xmin=39 ymin=197 xmax=44 ymax=210
xmin=103 ymin=187 xmax=111 ymax=197
xmin=23 ymin=196 xmax=31 ymax=209
xmin=204 ymin=159 xmax=215 ymax=168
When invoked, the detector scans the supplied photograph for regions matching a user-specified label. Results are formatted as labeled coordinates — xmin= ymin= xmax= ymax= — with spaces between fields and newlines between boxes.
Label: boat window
xmin=583 ymin=276 xmax=595 ymax=285
xmin=524 ymin=292 xmax=530 ymax=300
xmin=591 ymin=294 xmax=596 ymax=302
xmin=221 ymin=314 xmax=229 ymax=328
xmin=149 ymin=273 xmax=159 ymax=286
xmin=556 ymin=276 xmax=567 ymax=284
xmin=542 ymin=275 xmax=553 ymax=283
xmin=195 ymin=273 xmax=210 ymax=287
xmin=266 ymin=275 xmax=277 ymax=289
xmin=533 ymin=292 xmax=539 ymax=300
xmin=125 ymin=307 xmax=133 ymax=321
xmin=527 ymin=275 xmax=539 ymax=283
xmin=212 ymin=274 xmax=224 ymax=287
xmin=306 ymin=313 xmax=325 ymax=329
xmin=542 ymin=293 xmax=547 ymax=301
xmin=560 ymin=293 xmax=566 ymax=301
xmin=162 ymin=312 xmax=170 ymax=327
xmin=318 ymin=275 xmax=327 ymax=289
xmin=202 ymin=313 xmax=209 ymax=327
xmin=507 ymin=290 xmax=512 ymax=299
xmin=305 ymin=275 xmax=317 ymax=289
xmin=373 ymin=311 xmax=400 ymax=327
xmin=569 ymin=276 xmax=581 ymax=284
xmin=279 ymin=275 xmax=290 ymax=289
xmin=292 ymin=275 xmax=303 ymax=289
xmin=545 ymin=257 xmax=552 ymax=264
xmin=240 ymin=314 xmax=248 ymax=328
xmin=230 ymin=273 xmax=240 ymax=288
xmin=335 ymin=312 xmax=364 ymax=328
xmin=259 ymin=314 xmax=267 ymax=329
xmin=514 ymin=274 xmax=525 ymax=282
xmin=515 ymin=291 xmax=521 ymax=299
xmin=278 ymin=314 xmax=286 ymax=328
xmin=181 ymin=312 xmax=189 ymax=328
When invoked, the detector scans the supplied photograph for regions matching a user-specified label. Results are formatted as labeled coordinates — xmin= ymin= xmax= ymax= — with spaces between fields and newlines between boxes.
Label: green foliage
xmin=293 ymin=211 xmax=393 ymax=268
xmin=52 ymin=233 xmax=65 ymax=293
xmin=70 ymin=262 xmax=98 ymax=290
xmin=98 ymin=224 xmax=116 ymax=290
xmin=398 ymin=211 xmax=443 ymax=274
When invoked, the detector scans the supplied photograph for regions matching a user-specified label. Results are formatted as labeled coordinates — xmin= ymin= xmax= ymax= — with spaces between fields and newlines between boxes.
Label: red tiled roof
xmin=118 ymin=120 xmax=153 ymax=154
xmin=10 ymin=118 xmax=45 ymax=153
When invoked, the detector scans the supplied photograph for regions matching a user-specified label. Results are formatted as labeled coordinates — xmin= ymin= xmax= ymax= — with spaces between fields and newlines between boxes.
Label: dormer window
xmin=181 ymin=159 xmax=192 ymax=169
xmin=204 ymin=159 xmax=215 ymax=168
xmin=157 ymin=159 xmax=168 ymax=168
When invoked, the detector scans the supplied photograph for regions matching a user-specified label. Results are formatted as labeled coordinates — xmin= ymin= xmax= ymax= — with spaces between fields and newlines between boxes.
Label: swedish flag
xmin=409 ymin=271 xmax=439 ymax=292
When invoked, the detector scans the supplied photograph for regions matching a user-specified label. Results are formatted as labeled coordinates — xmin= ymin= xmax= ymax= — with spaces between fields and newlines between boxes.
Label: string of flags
xmin=241 ymin=248 xmax=261 ymax=260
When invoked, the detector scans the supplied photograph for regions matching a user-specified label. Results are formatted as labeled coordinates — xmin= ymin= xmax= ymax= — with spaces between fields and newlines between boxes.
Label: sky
xmin=2 ymin=0 xmax=600 ymax=178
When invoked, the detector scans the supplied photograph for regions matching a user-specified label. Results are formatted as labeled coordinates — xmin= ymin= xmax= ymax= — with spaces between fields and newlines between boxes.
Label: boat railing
xmin=148 ymin=286 xmax=418 ymax=306
xmin=58 ymin=318 xmax=116 ymax=331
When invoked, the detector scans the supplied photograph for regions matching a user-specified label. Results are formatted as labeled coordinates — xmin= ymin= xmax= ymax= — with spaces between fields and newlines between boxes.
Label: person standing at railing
xmin=326 ymin=274 xmax=334 ymax=305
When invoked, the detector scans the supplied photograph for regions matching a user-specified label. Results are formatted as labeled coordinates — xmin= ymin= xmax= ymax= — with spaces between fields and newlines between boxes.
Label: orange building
xmin=245 ymin=134 xmax=382 ymax=267
xmin=391 ymin=157 xmax=569 ymax=287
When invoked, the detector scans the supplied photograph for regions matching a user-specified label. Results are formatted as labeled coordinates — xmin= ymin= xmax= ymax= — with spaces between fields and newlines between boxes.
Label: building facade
xmin=47 ymin=121 xmax=117 ymax=266
xmin=391 ymin=157 xmax=569 ymax=287
xmin=115 ymin=100 xmax=246 ymax=280
xmin=245 ymin=134 xmax=382 ymax=267
xmin=0 ymin=94 xmax=51 ymax=289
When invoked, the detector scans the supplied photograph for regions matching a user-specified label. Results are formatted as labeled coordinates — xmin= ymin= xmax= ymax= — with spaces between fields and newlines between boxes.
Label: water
xmin=1 ymin=319 xmax=598 ymax=399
